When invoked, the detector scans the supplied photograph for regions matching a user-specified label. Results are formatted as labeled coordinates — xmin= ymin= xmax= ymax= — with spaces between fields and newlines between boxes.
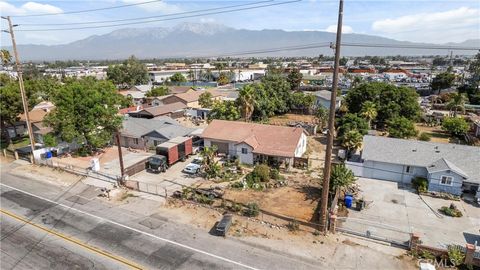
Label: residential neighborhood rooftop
xmin=120 ymin=116 xmax=192 ymax=139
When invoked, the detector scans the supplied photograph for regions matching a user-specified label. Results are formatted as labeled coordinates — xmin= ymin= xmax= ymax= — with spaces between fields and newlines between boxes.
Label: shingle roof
xmin=362 ymin=135 xmax=480 ymax=184
xmin=120 ymin=116 xmax=188 ymax=138
xmin=174 ymin=89 xmax=223 ymax=103
xmin=140 ymin=102 xmax=186 ymax=117
xmin=201 ymin=120 xmax=305 ymax=157
xmin=312 ymin=90 xmax=342 ymax=101
xmin=426 ymin=158 xmax=469 ymax=178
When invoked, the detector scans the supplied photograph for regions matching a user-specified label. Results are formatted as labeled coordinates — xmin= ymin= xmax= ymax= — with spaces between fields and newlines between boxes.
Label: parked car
xmin=215 ymin=213 xmax=233 ymax=236
xmin=146 ymin=155 xmax=168 ymax=173
xmin=183 ymin=157 xmax=203 ymax=174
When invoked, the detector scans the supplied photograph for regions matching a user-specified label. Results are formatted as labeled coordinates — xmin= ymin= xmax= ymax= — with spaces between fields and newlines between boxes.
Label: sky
xmin=1 ymin=0 xmax=479 ymax=46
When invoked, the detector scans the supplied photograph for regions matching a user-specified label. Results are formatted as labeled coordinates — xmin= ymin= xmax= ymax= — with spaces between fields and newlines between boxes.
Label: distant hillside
xmin=5 ymin=23 xmax=479 ymax=61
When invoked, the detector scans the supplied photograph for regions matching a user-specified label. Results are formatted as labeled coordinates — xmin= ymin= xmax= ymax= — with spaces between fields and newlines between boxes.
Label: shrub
xmin=252 ymin=164 xmax=270 ymax=182
xmin=418 ymin=132 xmax=431 ymax=141
xmin=440 ymin=203 xmax=463 ymax=217
xmin=195 ymin=194 xmax=214 ymax=205
xmin=447 ymin=245 xmax=465 ymax=267
xmin=230 ymin=202 xmax=243 ymax=212
xmin=287 ymin=219 xmax=300 ymax=231
xmin=412 ymin=177 xmax=428 ymax=193
xmin=230 ymin=181 xmax=244 ymax=189
xmin=270 ymin=168 xmax=280 ymax=180
xmin=243 ymin=202 xmax=259 ymax=217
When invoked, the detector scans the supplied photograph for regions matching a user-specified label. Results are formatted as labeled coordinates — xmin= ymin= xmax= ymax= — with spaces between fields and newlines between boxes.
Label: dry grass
xmin=415 ymin=124 xmax=452 ymax=143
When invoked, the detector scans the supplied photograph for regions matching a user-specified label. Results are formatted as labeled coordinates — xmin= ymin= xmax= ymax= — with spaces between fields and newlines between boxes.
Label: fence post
xmin=14 ymin=151 xmax=19 ymax=160
xmin=329 ymin=214 xmax=337 ymax=233
xmin=2 ymin=149 xmax=6 ymax=157
xmin=464 ymin=243 xmax=475 ymax=265
xmin=410 ymin=233 xmax=421 ymax=250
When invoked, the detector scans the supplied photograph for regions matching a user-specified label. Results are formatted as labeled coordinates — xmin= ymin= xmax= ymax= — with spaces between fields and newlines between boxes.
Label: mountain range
xmin=6 ymin=22 xmax=480 ymax=61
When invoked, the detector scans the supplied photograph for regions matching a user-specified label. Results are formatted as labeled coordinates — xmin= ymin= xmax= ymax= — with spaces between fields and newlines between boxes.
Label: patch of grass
xmin=287 ymin=219 xmax=300 ymax=232
xmin=439 ymin=204 xmax=462 ymax=217
xmin=120 ymin=192 xmax=138 ymax=201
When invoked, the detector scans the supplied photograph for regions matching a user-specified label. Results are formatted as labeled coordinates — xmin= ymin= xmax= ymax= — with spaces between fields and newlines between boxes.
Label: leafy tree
xmin=432 ymin=57 xmax=448 ymax=66
xmin=360 ymin=101 xmax=377 ymax=128
xmin=217 ymin=72 xmax=230 ymax=85
xmin=287 ymin=69 xmax=302 ymax=90
xmin=459 ymin=52 xmax=480 ymax=105
xmin=315 ymin=106 xmax=329 ymax=129
xmin=237 ymin=85 xmax=255 ymax=121
xmin=418 ymin=132 xmax=431 ymax=141
xmin=330 ymin=164 xmax=356 ymax=192
xmin=169 ymin=72 xmax=187 ymax=85
xmin=441 ymin=117 xmax=469 ymax=137
xmin=145 ymin=86 xmax=169 ymax=97
xmin=208 ymin=101 xmax=240 ymax=122
xmin=289 ymin=92 xmax=315 ymax=114
xmin=336 ymin=113 xmax=369 ymax=138
xmin=42 ymin=133 xmax=58 ymax=147
xmin=198 ymin=92 xmax=213 ymax=108
xmin=387 ymin=117 xmax=418 ymax=138
xmin=44 ymin=77 xmax=124 ymax=149
xmin=1 ymin=49 xmax=12 ymax=65
xmin=339 ymin=57 xmax=348 ymax=66
xmin=200 ymin=145 xmax=221 ymax=179
xmin=202 ymin=69 xmax=214 ymax=81
xmin=446 ymin=93 xmax=467 ymax=116
xmin=341 ymin=129 xmax=363 ymax=156
xmin=345 ymin=82 xmax=420 ymax=125
xmin=431 ymin=72 xmax=455 ymax=94
xmin=106 ymin=55 xmax=149 ymax=88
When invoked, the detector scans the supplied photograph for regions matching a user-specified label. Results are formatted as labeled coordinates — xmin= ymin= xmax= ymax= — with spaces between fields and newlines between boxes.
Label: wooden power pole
xmin=319 ymin=0 xmax=344 ymax=233
xmin=2 ymin=16 xmax=36 ymax=164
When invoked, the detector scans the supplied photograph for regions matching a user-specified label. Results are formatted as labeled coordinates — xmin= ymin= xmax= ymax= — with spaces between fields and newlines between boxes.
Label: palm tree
xmin=0 ymin=49 xmax=12 ymax=65
xmin=446 ymin=93 xmax=467 ymax=116
xmin=330 ymin=164 xmax=356 ymax=192
xmin=237 ymin=85 xmax=256 ymax=121
xmin=341 ymin=129 xmax=363 ymax=157
xmin=315 ymin=107 xmax=328 ymax=129
xmin=360 ymin=101 xmax=378 ymax=128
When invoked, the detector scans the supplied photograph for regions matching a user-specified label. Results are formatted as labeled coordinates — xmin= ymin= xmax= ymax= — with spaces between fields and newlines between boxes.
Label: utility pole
xmin=115 ymin=132 xmax=125 ymax=177
xmin=319 ymin=0 xmax=344 ymax=233
xmin=2 ymin=16 xmax=36 ymax=164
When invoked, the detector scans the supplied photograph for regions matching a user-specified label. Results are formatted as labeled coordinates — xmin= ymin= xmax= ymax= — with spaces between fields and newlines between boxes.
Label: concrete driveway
xmin=342 ymin=178 xmax=480 ymax=248
xmin=129 ymin=155 xmax=204 ymax=196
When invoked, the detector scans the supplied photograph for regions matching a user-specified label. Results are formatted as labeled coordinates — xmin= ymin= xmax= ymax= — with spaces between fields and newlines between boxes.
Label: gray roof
xmin=362 ymin=135 xmax=480 ymax=184
xmin=426 ymin=158 xmax=468 ymax=178
xmin=312 ymin=90 xmax=342 ymax=101
xmin=120 ymin=116 xmax=192 ymax=139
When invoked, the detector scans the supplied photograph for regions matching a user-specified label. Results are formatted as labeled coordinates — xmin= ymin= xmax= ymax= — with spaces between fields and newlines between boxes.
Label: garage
xmin=210 ymin=141 xmax=229 ymax=154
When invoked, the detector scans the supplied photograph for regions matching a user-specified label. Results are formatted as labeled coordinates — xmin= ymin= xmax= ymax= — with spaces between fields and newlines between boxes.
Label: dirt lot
xmin=268 ymin=113 xmax=317 ymax=126
xmin=415 ymin=123 xmax=451 ymax=143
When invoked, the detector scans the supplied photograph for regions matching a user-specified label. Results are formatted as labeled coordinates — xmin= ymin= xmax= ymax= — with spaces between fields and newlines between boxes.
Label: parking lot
xmin=128 ymin=154 xmax=204 ymax=196
xmin=342 ymin=178 xmax=480 ymax=248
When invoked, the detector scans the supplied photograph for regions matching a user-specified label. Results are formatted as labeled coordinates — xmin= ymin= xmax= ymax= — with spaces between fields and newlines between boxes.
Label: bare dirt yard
xmin=268 ymin=113 xmax=317 ymax=126
xmin=415 ymin=123 xmax=451 ymax=143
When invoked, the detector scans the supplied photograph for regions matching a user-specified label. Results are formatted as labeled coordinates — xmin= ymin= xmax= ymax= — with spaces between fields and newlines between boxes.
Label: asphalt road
xmin=0 ymin=166 xmax=323 ymax=270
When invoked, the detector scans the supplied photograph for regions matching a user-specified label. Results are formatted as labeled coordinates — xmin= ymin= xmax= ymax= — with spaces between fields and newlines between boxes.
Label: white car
xmin=183 ymin=157 xmax=203 ymax=174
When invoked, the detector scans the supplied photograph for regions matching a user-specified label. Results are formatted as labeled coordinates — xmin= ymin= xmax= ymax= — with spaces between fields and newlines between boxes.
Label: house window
xmin=134 ymin=138 xmax=139 ymax=145
xmin=241 ymin=148 xmax=248 ymax=154
xmin=154 ymin=140 xmax=159 ymax=146
xmin=405 ymin=166 xmax=411 ymax=173
xmin=440 ymin=175 xmax=453 ymax=186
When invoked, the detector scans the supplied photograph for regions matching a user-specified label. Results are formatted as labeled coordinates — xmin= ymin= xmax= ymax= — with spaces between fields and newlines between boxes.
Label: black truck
xmin=146 ymin=155 xmax=168 ymax=173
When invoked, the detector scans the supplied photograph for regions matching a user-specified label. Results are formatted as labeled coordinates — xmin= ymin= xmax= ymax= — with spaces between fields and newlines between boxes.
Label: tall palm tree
xmin=237 ymin=85 xmax=256 ymax=121
xmin=360 ymin=101 xmax=378 ymax=128
xmin=0 ymin=49 xmax=12 ymax=65
xmin=446 ymin=93 xmax=467 ymax=116
xmin=341 ymin=129 xmax=363 ymax=157
xmin=315 ymin=107 xmax=328 ymax=129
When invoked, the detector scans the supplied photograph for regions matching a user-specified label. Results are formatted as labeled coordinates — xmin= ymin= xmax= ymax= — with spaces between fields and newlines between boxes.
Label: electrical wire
xmin=15 ymin=0 xmax=302 ymax=32
xmin=18 ymin=1 xmax=274 ymax=26
xmin=10 ymin=0 xmax=164 ymax=17
xmin=342 ymin=42 xmax=479 ymax=51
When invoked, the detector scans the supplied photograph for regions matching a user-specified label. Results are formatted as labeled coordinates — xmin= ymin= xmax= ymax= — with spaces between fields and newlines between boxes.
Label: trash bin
xmin=355 ymin=200 xmax=364 ymax=211
xmin=345 ymin=195 xmax=353 ymax=208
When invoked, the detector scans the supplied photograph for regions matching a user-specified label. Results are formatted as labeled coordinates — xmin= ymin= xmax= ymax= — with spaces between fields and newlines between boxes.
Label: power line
xmin=15 ymin=0 xmax=301 ymax=32
xmin=10 ymin=0 xmax=164 ymax=17
xmin=342 ymin=42 xmax=479 ymax=51
xmin=18 ymin=1 xmax=273 ymax=26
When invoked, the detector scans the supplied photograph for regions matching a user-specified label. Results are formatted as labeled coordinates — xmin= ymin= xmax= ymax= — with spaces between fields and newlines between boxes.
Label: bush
xmin=412 ymin=177 xmax=428 ymax=193
xmin=252 ymin=164 xmax=270 ymax=182
xmin=287 ymin=219 xmax=300 ymax=231
xmin=195 ymin=194 xmax=214 ymax=205
xmin=270 ymin=168 xmax=280 ymax=180
xmin=418 ymin=132 xmax=431 ymax=141
xmin=440 ymin=203 xmax=463 ymax=217
xmin=230 ymin=202 xmax=243 ymax=212
xmin=243 ymin=202 xmax=259 ymax=217
xmin=447 ymin=245 xmax=465 ymax=267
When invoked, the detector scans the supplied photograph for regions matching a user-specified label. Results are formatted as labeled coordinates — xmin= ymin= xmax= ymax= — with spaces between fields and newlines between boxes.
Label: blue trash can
xmin=45 ymin=151 xmax=52 ymax=159
xmin=345 ymin=195 xmax=353 ymax=208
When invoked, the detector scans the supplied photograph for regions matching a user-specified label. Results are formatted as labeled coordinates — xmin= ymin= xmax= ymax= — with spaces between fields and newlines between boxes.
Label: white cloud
xmin=325 ymin=24 xmax=353 ymax=34
xmin=371 ymin=7 xmax=480 ymax=42
xmin=0 ymin=1 xmax=62 ymax=16
xmin=121 ymin=0 xmax=181 ymax=13
xmin=199 ymin=18 xmax=216 ymax=24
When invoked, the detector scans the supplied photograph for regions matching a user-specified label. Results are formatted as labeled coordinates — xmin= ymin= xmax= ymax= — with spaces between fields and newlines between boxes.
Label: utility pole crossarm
xmin=3 ymin=16 xmax=36 ymax=164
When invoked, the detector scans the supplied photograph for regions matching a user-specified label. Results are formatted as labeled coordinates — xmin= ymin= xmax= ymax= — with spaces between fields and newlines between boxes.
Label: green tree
xmin=339 ymin=57 xmax=348 ymax=66
xmin=360 ymin=101 xmax=377 ymax=128
xmin=0 ymin=49 xmax=12 ymax=65
xmin=145 ymin=86 xmax=169 ymax=97
xmin=237 ymin=85 xmax=256 ymax=121
xmin=330 ymin=164 xmax=356 ymax=192
xmin=341 ymin=129 xmax=363 ymax=156
xmin=315 ymin=107 xmax=329 ymax=129
xmin=44 ymin=77 xmax=124 ymax=149
xmin=106 ymin=55 xmax=149 ymax=88
xmin=431 ymin=72 xmax=455 ymax=94
xmin=289 ymin=92 xmax=315 ymax=114
xmin=208 ymin=101 xmax=240 ymax=122
xmin=336 ymin=113 xmax=369 ymax=138
xmin=441 ymin=117 xmax=469 ymax=137
xmin=198 ymin=92 xmax=213 ymax=108
xmin=387 ymin=117 xmax=418 ymax=138
xmin=42 ymin=133 xmax=58 ymax=147
xmin=458 ymin=52 xmax=480 ymax=105
xmin=169 ymin=72 xmax=187 ymax=86
xmin=446 ymin=92 xmax=467 ymax=116
xmin=217 ymin=72 xmax=230 ymax=85
xmin=287 ymin=69 xmax=302 ymax=90
xmin=200 ymin=145 xmax=221 ymax=179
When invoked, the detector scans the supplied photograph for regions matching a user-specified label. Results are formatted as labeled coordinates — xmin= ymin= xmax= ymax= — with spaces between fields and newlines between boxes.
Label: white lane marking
xmin=0 ymin=183 xmax=260 ymax=270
